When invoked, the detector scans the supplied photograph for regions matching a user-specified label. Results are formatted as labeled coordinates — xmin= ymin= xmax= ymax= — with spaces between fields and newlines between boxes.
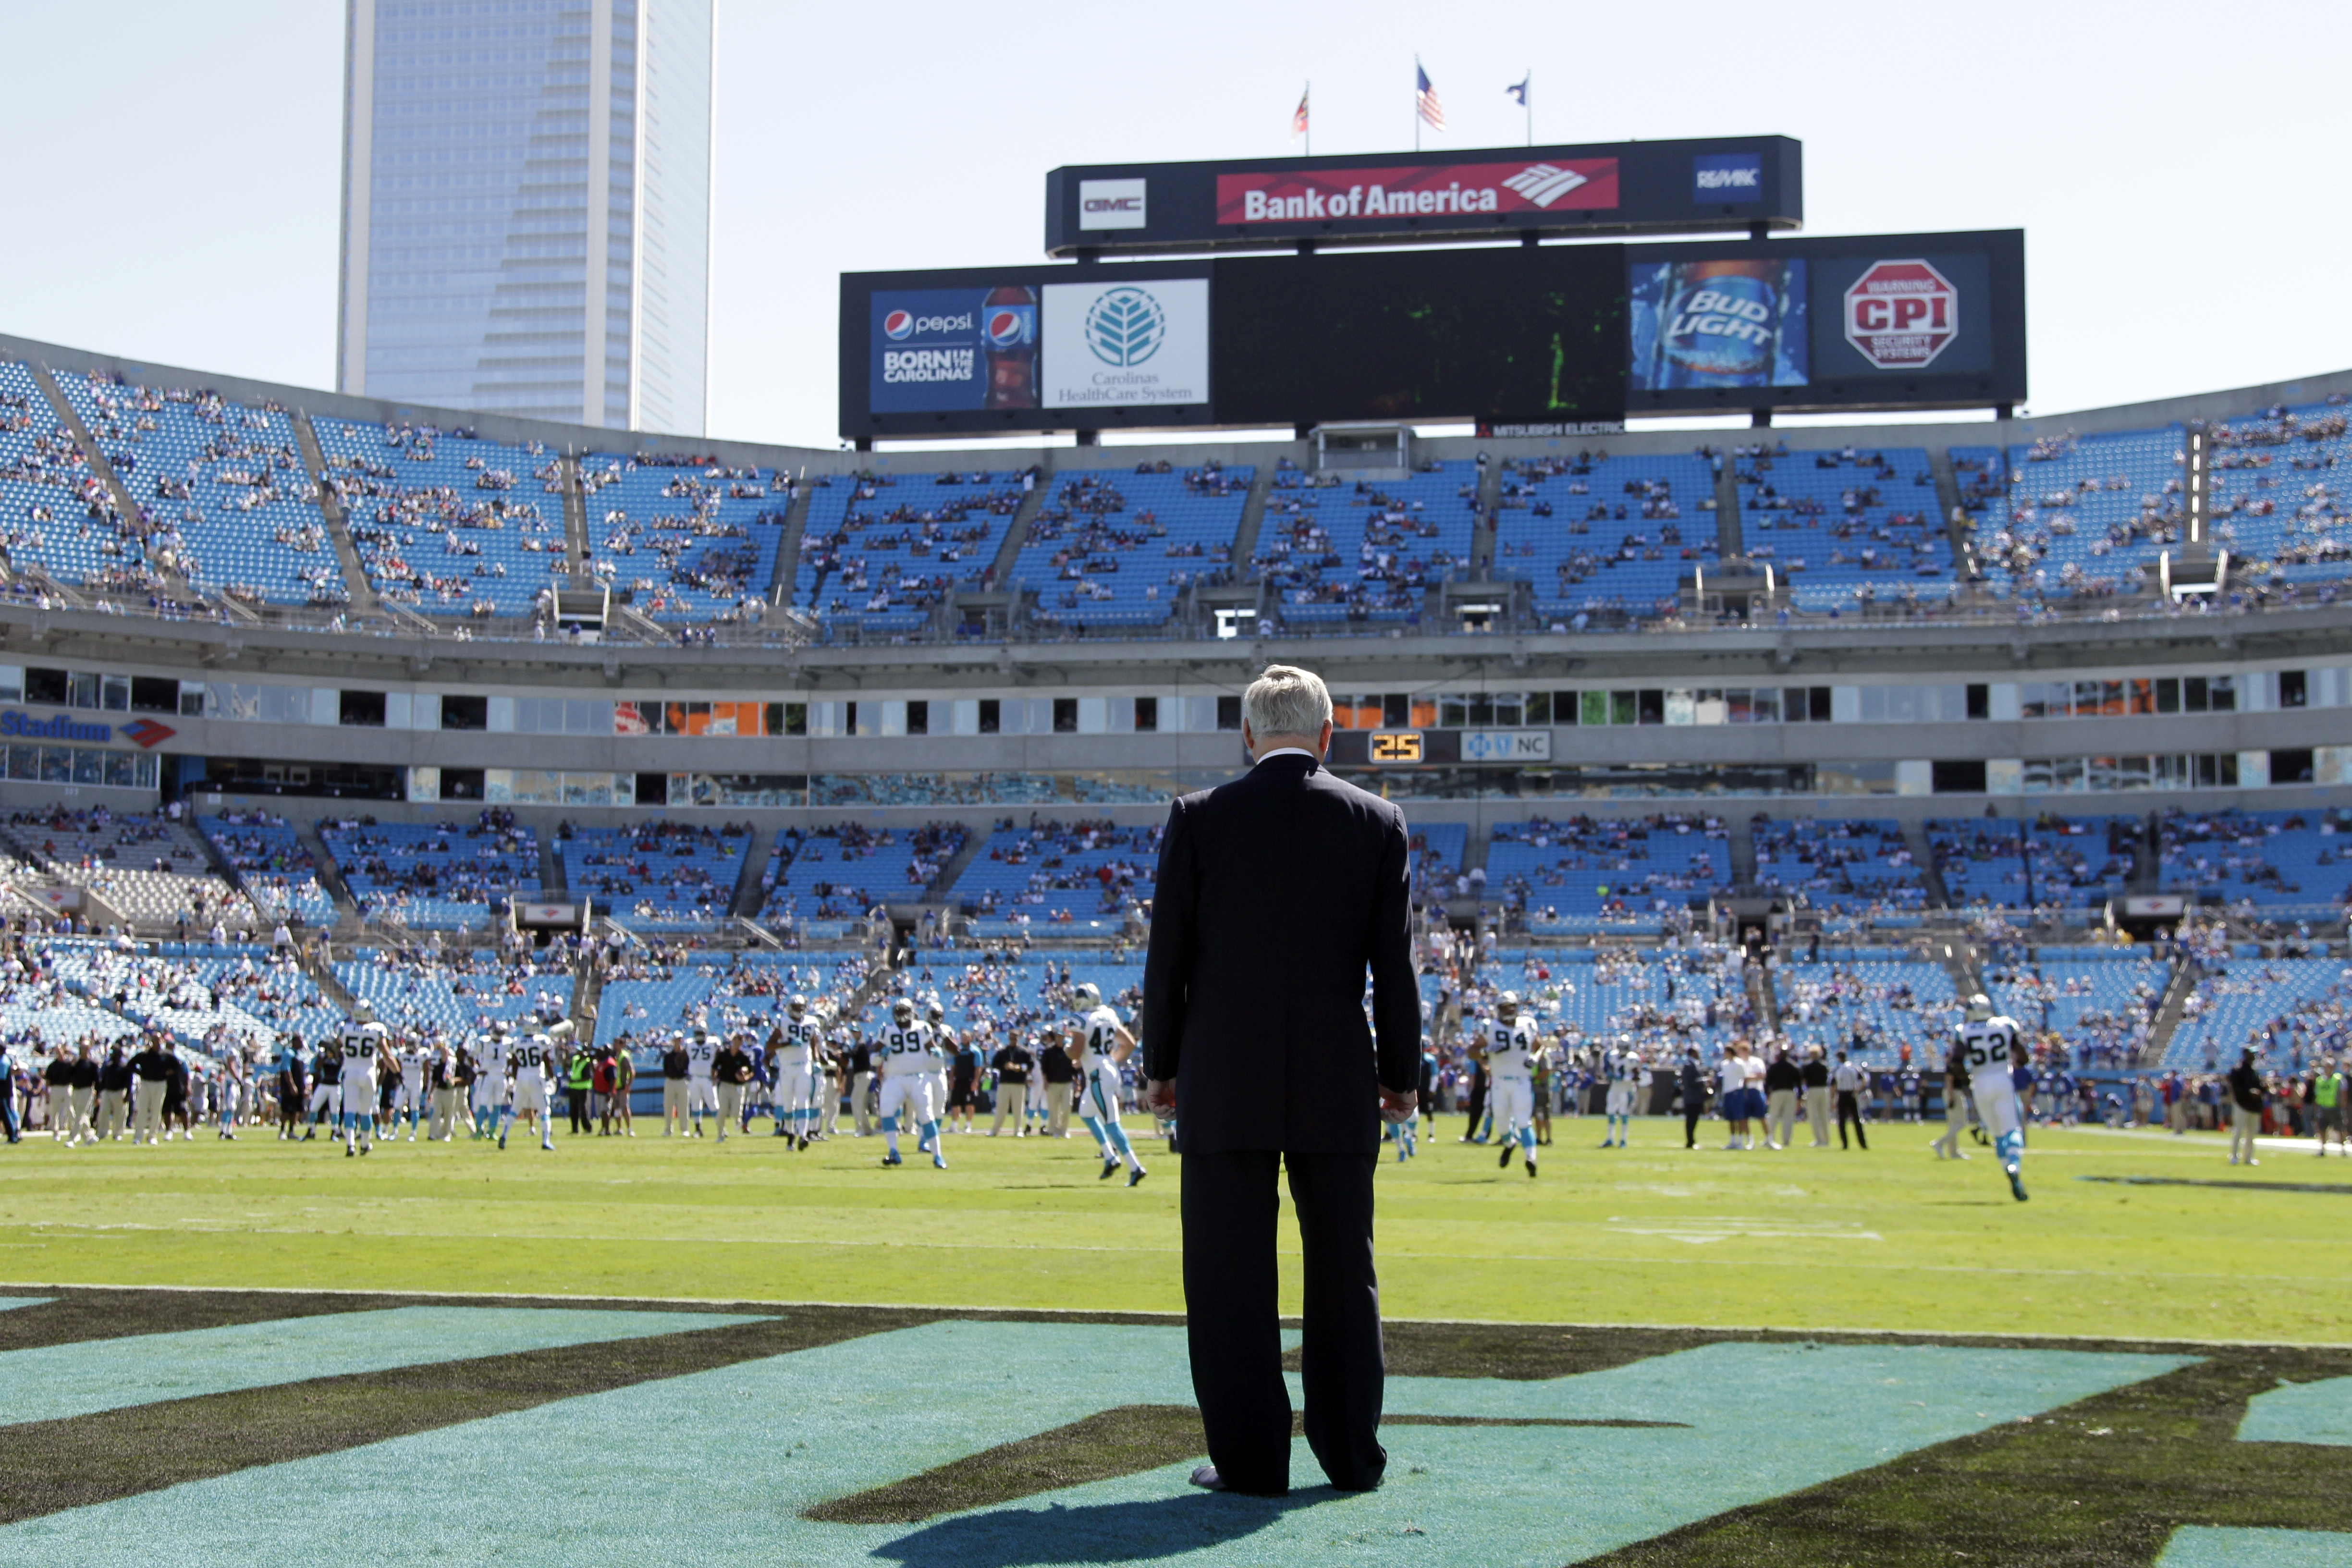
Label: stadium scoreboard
xmin=840 ymin=229 xmax=2025 ymax=440
xmin=1042 ymin=136 xmax=1804 ymax=256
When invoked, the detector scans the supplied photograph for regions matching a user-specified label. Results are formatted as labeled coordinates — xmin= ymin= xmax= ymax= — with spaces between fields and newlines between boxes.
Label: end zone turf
xmin=0 ymin=1120 xmax=2346 ymax=1344
xmin=0 ymin=1289 xmax=2344 ymax=1567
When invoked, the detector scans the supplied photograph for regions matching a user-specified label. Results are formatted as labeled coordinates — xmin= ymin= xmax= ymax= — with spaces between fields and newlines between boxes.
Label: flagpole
xmin=1306 ymin=80 xmax=1311 ymax=157
xmin=1525 ymin=69 xmax=1532 ymax=146
xmin=1413 ymin=57 xmax=1420 ymax=152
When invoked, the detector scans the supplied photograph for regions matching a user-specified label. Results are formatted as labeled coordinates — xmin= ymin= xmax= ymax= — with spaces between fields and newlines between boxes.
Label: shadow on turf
xmin=873 ymin=1490 xmax=1328 ymax=1566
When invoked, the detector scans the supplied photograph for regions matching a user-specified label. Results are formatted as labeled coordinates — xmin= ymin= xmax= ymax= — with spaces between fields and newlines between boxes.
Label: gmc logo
xmin=1085 ymin=197 xmax=1142 ymax=212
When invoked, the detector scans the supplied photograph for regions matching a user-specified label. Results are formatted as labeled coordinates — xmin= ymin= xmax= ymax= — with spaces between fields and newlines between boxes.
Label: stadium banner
xmin=842 ymin=229 xmax=2022 ymax=440
xmin=842 ymin=262 xmax=1213 ymax=439
xmin=1039 ymin=278 xmax=1210 ymax=410
xmin=1624 ymin=229 xmax=2025 ymax=416
xmin=1045 ymin=137 xmax=1801 ymax=256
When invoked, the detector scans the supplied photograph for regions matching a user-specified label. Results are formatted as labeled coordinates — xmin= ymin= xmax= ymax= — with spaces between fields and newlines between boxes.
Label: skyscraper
xmin=336 ymin=0 xmax=712 ymax=434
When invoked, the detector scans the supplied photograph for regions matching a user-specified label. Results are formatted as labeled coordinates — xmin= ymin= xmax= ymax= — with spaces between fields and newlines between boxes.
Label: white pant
xmin=341 ymin=1077 xmax=379 ymax=1119
xmin=1080 ymin=1066 xmax=1124 ymax=1127
xmin=1972 ymin=1072 xmax=2021 ymax=1143
xmin=686 ymin=1078 xmax=716 ymax=1115
xmin=879 ymin=1074 xmax=933 ymax=1126
xmin=514 ymin=1077 xmax=550 ymax=1115
xmin=1490 ymin=1076 xmax=1534 ymax=1139
xmin=132 ymin=1079 xmax=169 ymax=1141
xmin=2231 ymin=1102 xmax=2263 ymax=1161
xmin=1605 ymin=1082 xmax=1634 ymax=1116
xmin=776 ymin=1066 xmax=820 ymax=1125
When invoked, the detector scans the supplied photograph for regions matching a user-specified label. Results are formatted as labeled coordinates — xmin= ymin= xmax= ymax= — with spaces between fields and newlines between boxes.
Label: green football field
xmin=2 ymin=1115 xmax=2344 ymax=1345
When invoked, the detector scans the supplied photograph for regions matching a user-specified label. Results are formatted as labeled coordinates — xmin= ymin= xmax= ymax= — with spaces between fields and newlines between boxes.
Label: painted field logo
xmin=1844 ymin=259 xmax=1959 ymax=370
xmin=1084 ymin=287 xmax=1167 ymax=368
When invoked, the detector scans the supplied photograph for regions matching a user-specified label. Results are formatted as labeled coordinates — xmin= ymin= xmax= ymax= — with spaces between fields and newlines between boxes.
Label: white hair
xmin=1242 ymin=663 xmax=1332 ymax=742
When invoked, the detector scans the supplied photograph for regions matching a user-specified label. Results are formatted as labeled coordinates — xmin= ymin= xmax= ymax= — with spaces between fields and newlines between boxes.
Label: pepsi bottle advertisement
xmin=868 ymin=286 xmax=1037 ymax=413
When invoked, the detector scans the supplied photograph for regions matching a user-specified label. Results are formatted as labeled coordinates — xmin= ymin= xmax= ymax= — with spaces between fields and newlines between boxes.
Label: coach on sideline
xmin=1142 ymin=664 xmax=1420 ymax=1498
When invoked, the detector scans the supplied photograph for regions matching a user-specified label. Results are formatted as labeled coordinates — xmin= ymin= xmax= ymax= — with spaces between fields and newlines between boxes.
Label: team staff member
xmin=564 ymin=1041 xmax=593 ymax=1136
xmin=41 ymin=1052 xmax=75 ymax=1144
xmin=429 ymin=1046 xmax=461 ymax=1141
xmin=712 ymin=1034 xmax=753 ymax=1144
xmin=2315 ymin=1058 xmax=2347 ymax=1157
xmin=661 ymin=1036 xmax=692 ymax=1137
xmin=1931 ymin=1045 xmax=1972 ymax=1161
xmin=990 ymin=1034 xmax=1035 ymax=1136
xmin=1038 ymin=1028 xmax=1076 ymax=1138
xmin=129 ymin=1037 xmax=176 ymax=1146
xmin=1763 ymin=1045 xmax=1802 ymax=1152
xmin=610 ymin=1041 xmax=636 ymax=1136
xmin=2227 ymin=1047 xmax=2267 ymax=1166
xmin=848 ymin=1034 xmax=876 ymax=1137
xmin=1832 ymin=1050 xmax=1869 ymax=1151
xmin=1678 ymin=1049 xmax=1708 ymax=1149
xmin=67 ymin=1046 xmax=98 ymax=1145
xmin=1141 ymin=663 xmax=1417 ymax=1498
xmin=1800 ymin=1045 xmax=1832 ymax=1148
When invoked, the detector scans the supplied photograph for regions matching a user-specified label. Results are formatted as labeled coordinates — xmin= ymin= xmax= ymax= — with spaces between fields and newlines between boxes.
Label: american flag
xmin=1415 ymin=63 xmax=1445 ymax=132
xmin=1291 ymin=86 xmax=1310 ymax=143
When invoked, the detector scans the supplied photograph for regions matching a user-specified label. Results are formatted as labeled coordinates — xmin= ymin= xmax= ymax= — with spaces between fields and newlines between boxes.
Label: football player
xmin=773 ymin=998 xmax=822 ymax=1148
xmin=1477 ymin=991 xmax=1541 ymax=1178
xmin=472 ymin=1028 xmax=513 ymax=1140
xmin=393 ymin=1032 xmax=429 ymax=1142
xmin=502 ymin=1023 xmax=564 ymax=1152
xmin=1956 ymin=994 xmax=2029 ymax=1201
xmin=876 ymin=998 xmax=945 ymax=1169
xmin=335 ymin=1008 xmax=392 ymax=1157
xmin=1067 ymin=983 xmax=1146 ymax=1187
xmin=1600 ymin=1038 xmax=1645 ymax=1149
xmin=685 ymin=1028 xmax=718 ymax=1138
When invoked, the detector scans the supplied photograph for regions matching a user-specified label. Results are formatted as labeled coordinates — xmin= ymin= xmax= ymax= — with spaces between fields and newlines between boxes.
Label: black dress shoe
xmin=1189 ymin=1465 xmax=1226 ymax=1491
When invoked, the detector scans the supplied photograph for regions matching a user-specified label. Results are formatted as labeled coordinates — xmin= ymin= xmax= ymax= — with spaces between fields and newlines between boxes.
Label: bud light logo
xmin=882 ymin=310 xmax=915 ymax=341
xmin=985 ymin=306 xmax=1035 ymax=349
xmin=1693 ymin=153 xmax=1764 ymax=202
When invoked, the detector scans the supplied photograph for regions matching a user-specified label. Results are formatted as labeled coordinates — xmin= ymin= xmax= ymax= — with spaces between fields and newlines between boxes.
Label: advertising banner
xmin=1046 ymin=136 xmax=1801 ymax=256
xmin=1628 ymin=258 xmax=1810 ymax=391
xmin=867 ymin=285 xmax=1039 ymax=414
xmin=1040 ymin=278 xmax=1209 ymax=410
xmin=1214 ymin=159 xmax=1618 ymax=226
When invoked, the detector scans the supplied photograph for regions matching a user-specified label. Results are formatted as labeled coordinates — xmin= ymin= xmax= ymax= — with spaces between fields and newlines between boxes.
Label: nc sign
xmin=1460 ymin=730 xmax=1552 ymax=763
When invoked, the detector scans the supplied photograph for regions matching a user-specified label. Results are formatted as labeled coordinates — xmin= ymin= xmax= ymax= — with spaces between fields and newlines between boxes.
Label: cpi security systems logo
xmin=1083 ymin=287 xmax=1167 ymax=368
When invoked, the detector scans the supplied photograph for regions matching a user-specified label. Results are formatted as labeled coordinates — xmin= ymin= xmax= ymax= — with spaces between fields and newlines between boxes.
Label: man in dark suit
xmin=1141 ymin=664 xmax=1420 ymax=1498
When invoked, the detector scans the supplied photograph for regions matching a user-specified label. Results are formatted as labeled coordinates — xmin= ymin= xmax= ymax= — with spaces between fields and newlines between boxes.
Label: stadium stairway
xmin=1712 ymin=459 xmax=1744 ymax=557
xmin=29 ymin=365 xmax=193 ymax=601
xmin=726 ymin=841 xmax=771 ymax=918
xmin=765 ymin=480 xmax=817 ymax=605
xmin=1466 ymin=461 xmax=1502 ymax=575
xmin=557 ymin=455 xmax=588 ymax=586
xmin=1747 ymin=958 xmax=1782 ymax=1034
xmin=1926 ymin=449 xmax=1968 ymax=565
xmin=292 ymin=820 xmax=361 ymax=920
xmin=296 ymin=943 xmax=362 ymax=1018
xmin=539 ymin=840 xmax=570 ymax=902
xmin=925 ymin=831 xmax=989 ymax=904
xmin=1726 ymin=817 xmax=1758 ymax=888
xmin=1225 ymin=466 xmax=1278 ymax=569
xmin=2144 ymin=959 xmax=2201 ymax=1064
xmin=984 ymin=473 xmax=1053 ymax=590
xmin=1905 ymin=821 xmax=1955 ymax=907
xmin=291 ymin=413 xmax=378 ymax=612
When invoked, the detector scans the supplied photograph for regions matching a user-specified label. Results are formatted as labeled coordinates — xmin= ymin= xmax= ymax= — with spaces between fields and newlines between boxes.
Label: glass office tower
xmin=337 ymin=0 xmax=712 ymax=434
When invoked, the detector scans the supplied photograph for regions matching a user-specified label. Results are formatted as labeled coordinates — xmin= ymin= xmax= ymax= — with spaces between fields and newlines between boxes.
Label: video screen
xmin=1627 ymin=258 xmax=1809 ymax=391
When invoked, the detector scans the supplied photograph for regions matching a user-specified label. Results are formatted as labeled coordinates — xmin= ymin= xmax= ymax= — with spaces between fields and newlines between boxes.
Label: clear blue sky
xmin=0 ymin=0 xmax=2341 ymax=446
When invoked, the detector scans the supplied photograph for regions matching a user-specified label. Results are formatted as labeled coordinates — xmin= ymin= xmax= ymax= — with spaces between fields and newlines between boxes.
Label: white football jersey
xmin=398 ymin=1046 xmax=428 ymax=1092
xmin=685 ymin=1035 xmax=717 ymax=1079
xmin=511 ymin=1034 xmax=555 ymax=1087
xmin=337 ymin=1022 xmax=385 ymax=1083
xmin=1606 ymin=1047 xmax=1647 ymax=1086
xmin=877 ymin=1017 xmax=935 ymax=1079
xmin=776 ymin=1015 xmax=820 ymax=1072
xmin=1071 ymin=1005 xmax=1124 ymax=1077
xmin=1957 ymin=1016 xmax=2023 ymax=1080
xmin=1481 ymin=1014 xmax=1539 ymax=1079
xmin=477 ymin=1034 xmax=513 ymax=1080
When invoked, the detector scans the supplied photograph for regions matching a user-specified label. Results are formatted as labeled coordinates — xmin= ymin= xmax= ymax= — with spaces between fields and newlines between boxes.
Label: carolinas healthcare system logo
xmin=882 ymin=310 xmax=915 ymax=341
xmin=1083 ymin=287 xmax=1167 ymax=368
xmin=121 ymin=719 xmax=175 ymax=748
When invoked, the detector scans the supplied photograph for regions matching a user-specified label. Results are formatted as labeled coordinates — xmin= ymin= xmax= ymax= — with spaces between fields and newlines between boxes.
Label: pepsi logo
xmin=882 ymin=310 xmax=915 ymax=341
xmin=986 ymin=310 xmax=1029 ymax=349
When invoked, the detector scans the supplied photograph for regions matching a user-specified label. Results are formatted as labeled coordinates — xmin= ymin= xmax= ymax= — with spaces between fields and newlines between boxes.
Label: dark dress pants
xmin=1181 ymin=1149 xmax=1385 ymax=1495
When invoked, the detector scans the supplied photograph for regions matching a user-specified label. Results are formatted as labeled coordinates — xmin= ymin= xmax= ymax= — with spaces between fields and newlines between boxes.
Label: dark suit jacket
xmin=1141 ymin=752 xmax=1420 ymax=1154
